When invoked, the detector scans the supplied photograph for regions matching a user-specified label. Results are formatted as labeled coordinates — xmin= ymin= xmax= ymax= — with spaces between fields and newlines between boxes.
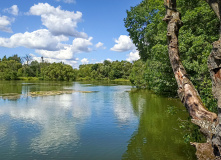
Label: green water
xmin=0 ymin=81 xmax=196 ymax=159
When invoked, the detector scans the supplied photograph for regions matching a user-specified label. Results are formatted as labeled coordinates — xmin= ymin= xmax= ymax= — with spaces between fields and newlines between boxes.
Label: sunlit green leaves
xmin=0 ymin=56 xmax=22 ymax=80
xmin=78 ymin=60 xmax=132 ymax=81
xmin=41 ymin=62 xmax=77 ymax=81
xmin=124 ymin=0 xmax=166 ymax=60
xmin=125 ymin=0 xmax=218 ymax=112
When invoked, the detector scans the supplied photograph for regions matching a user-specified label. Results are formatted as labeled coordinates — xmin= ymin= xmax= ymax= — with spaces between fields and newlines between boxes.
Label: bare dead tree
xmin=163 ymin=0 xmax=221 ymax=159
xmin=23 ymin=54 xmax=32 ymax=65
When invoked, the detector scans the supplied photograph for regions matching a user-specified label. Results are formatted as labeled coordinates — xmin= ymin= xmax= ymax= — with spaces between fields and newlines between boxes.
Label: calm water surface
xmin=0 ymin=81 xmax=196 ymax=159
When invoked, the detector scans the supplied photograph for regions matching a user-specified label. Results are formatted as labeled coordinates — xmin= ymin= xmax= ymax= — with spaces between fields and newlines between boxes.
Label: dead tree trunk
xmin=163 ymin=0 xmax=221 ymax=159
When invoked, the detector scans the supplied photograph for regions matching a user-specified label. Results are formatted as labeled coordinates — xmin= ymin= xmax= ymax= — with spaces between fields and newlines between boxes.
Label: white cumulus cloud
xmin=72 ymin=37 xmax=93 ymax=53
xmin=4 ymin=5 xmax=19 ymax=16
xmin=126 ymin=50 xmax=140 ymax=62
xmin=0 ymin=16 xmax=13 ymax=33
xmin=110 ymin=35 xmax=135 ymax=52
xmin=81 ymin=58 xmax=89 ymax=64
xmin=0 ymin=29 xmax=68 ymax=50
xmin=36 ymin=45 xmax=74 ymax=60
xmin=0 ymin=27 xmax=93 ymax=66
xmin=106 ymin=58 xmax=112 ymax=62
xmin=95 ymin=42 xmax=104 ymax=48
xmin=31 ymin=54 xmax=78 ymax=67
xmin=29 ymin=3 xmax=87 ymax=38
xmin=35 ymin=37 xmax=93 ymax=61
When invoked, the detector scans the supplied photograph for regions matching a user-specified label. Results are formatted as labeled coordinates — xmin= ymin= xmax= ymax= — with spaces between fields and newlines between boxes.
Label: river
xmin=0 ymin=81 xmax=196 ymax=159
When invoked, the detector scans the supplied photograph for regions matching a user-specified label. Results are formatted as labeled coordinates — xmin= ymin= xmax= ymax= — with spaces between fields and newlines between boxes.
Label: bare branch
xmin=23 ymin=54 xmax=32 ymax=65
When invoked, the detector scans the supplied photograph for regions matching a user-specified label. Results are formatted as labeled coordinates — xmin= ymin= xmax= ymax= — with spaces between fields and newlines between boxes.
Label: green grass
xmin=17 ymin=77 xmax=41 ymax=81
xmin=76 ymin=77 xmax=129 ymax=82
xmin=111 ymin=78 xmax=129 ymax=82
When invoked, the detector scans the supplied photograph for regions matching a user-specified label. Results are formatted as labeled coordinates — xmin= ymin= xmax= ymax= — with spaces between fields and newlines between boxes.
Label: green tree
xmin=0 ymin=58 xmax=22 ymax=80
xmin=125 ymin=0 xmax=219 ymax=101
xmin=130 ymin=60 xmax=147 ymax=88
xmin=41 ymin=62 xmax=76 ymax=81
xmin=77 ymin=60 xmax=132 ymax=81
xmin=30 ymin=60 xmax=40 ymax=77
xmin=8 ymin=54 xmax=22 ymax=63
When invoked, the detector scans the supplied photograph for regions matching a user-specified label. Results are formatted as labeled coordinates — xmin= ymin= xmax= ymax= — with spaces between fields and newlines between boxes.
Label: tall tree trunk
xmin=163 ymin=0 xmax=221 ymax=159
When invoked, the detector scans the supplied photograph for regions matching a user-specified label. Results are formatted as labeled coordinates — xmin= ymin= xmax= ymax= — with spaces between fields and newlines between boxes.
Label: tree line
xmin=0 ymin=55 xmax=77 ymax=81
xmin=78 ymin=60 xmax=132 ymax=81
xmin=0 ymin=55 xmax=135 ymax=82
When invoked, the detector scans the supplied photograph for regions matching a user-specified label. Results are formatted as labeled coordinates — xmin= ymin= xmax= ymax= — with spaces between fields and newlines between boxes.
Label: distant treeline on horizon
xmin=0 ymin=54 xmax=142 ymax=83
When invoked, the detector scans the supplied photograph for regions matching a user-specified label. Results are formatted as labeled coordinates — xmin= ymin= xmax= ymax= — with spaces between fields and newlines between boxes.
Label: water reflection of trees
xmin=0 ymin=81 xmax=74 ymax=100
xmin=0 ymin=81 xmax=23 ymax=94
xmin=122 ymin=89 xmax=196 ymax=160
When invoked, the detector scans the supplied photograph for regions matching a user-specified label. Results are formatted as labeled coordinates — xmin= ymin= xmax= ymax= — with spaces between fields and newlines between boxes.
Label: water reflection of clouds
xmin=0 ymin=93 xmax=92 ymax=153
xmin=136 ymin=95 xmax=146 ymax=116
xmin=0 ymin=83 xmax=138 ymax=157
xmin=0 ymin=124 xmax=7 ymax=139
xmin=30 ymin=118 xmax=79 ymax=153
xmin=71 ymin=93 xmax=91 ymax=121
xmin=113 ymin=92 xmax=138 ymax=126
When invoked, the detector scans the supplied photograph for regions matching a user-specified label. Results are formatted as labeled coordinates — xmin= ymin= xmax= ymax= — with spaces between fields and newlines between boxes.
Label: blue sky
xmin=0 ymin=0 xmax=141 ymax=67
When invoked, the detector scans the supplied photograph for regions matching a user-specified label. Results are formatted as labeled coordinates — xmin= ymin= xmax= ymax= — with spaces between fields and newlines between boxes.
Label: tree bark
xmin=208 ymin=39 xmax=221 ymax=158
xmin=206 ymin=0 xmax=221 ymax=158
xmin=163 ymin=0 xmax=221 ymax=159
xmin=206 ymin=0 xmax=221 ymax=20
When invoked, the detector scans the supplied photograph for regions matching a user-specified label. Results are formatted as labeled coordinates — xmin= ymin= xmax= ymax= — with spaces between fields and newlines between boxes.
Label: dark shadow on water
xmin=122 ymin=89 xmax=196 ymax=160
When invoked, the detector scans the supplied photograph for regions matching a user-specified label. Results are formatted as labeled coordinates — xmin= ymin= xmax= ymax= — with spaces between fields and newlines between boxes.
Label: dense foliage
xmin=124 ymin=0 xmax=219 ymax=112
xmin=0 ymin=55 xmax=133 ymax=82
xmin=0 ymin=55 xmax=22 ymax=80
xmin=0 ymin=55 xmax=77 ymax=81
xmin=41 ymin=62 xmax=77 ymax=81
xmin=78 ymin=60 xmax=132 ymax=81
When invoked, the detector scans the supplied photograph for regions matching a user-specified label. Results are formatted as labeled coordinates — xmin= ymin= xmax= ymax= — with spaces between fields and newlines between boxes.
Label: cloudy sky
xmin=0 ymin=0 xmax=140 ymax=68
